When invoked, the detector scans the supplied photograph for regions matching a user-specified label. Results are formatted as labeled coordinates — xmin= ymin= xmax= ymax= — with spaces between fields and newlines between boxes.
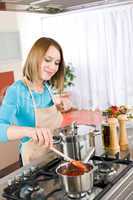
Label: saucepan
xmin=56 ymin=161 xmax=94 ymax=195
xmin=53 ymin=122 xmax=100 ymax=161
xmin=55 ymin=147 xmax=95 ymax=195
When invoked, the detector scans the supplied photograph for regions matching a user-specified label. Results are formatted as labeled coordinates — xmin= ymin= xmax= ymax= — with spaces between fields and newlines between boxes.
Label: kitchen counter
xmin=0 ymin=118 xmax=133 ymax=200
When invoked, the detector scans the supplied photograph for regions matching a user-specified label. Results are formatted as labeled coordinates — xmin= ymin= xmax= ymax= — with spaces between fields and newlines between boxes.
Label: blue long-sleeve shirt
xmin=0 ymin=80 xmax=54 ymax=143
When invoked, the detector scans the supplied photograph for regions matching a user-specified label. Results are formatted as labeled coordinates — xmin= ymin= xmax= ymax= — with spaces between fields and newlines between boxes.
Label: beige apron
xmin=21 ymin=79 xmax=63 ymax=166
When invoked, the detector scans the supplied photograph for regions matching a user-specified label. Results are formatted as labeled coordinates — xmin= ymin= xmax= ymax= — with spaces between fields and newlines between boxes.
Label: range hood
xmin=0 ymin=0 xmax=133 ymax=14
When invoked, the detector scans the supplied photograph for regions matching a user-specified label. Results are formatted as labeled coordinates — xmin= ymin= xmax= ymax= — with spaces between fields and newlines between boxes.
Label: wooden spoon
xmin=50 ymin=147 xmax=87 ymax=172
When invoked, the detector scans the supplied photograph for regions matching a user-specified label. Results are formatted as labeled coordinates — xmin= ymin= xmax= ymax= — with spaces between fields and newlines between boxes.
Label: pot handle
xmin=53 ymin=136 xmax=62 ymax=144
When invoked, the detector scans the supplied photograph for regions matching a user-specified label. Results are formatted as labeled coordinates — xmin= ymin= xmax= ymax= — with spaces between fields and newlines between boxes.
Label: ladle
xmin=50 ymin=146 xmax=90 ymax=172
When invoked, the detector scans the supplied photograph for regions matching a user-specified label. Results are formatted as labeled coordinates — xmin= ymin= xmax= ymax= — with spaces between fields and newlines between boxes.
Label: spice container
xmin=118 ymin=114 xmax=128 ymax=151
xmin=102 ymin=122 xmax=111 ymax=151
xmin=108 ymin=117 xmax=120 ymax=155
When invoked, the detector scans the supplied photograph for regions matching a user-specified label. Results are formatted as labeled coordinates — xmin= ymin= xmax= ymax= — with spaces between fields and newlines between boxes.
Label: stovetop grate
xmin=2 ymin=155 xmax=133 ymax=200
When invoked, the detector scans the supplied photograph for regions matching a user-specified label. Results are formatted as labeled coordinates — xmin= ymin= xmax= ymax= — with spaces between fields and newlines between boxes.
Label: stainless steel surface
xmin=1 ymin=0 xmax=133 ymax=14
xmin=56 ymin=162 xmax=94 ymax=195
xmin=101 ymin=165 xmax=133 ymax=200
xmin=55 ymin=124 xmax=96 ymax=161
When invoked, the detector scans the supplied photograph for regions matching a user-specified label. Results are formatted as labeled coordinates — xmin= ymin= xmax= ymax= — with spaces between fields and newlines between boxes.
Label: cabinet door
xmin=0 ymin=140 xmax=19 ymax=170
xmin=0 ymin=71 xmax=19 ymax=169
xmin=0 ymin=71 xmax=14 ymax=104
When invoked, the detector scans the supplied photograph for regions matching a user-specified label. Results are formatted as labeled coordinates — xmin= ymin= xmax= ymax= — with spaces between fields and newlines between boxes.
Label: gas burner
xmin=19 ymin=184 xmax=45 ymax=200
xmin=93 ymin=161 xmax=121 ymax=187
xmin=98 ymin=162 xmax=116 ymax=175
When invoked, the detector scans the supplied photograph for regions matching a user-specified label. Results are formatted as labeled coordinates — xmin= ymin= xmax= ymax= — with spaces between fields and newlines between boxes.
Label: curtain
xmin=41 ymin=4 xmax=133 ymax=110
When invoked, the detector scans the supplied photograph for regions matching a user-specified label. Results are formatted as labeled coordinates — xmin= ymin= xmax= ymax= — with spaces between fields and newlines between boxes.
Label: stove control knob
xmin=31 ymin=187 xmax=45 ymax=200
xmin=30 ymin=166 xmax=37 ymax=173
xmin=15 ymin=174 xmax=23 ymax=183
xmin=8 ymin=179 xmax=15 ymax=186
xmin=19 ymin=185 xmax=34 ymax=199
xmin=23 ymin=169 xmax=31 ymax=176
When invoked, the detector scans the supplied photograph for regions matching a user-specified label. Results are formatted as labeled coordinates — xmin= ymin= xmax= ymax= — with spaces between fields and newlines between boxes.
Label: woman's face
xmin=39 ymin=45 xmax=61 ymax=81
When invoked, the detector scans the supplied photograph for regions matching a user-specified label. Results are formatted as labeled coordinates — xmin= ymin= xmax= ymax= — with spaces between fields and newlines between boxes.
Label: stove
xmin=2 ymin=153 xmax=133 ymax=200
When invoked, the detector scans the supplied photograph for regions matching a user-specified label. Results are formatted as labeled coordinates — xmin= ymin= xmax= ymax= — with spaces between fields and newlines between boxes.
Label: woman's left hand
xmin=55 ymin=94 xmax=72 ymax=112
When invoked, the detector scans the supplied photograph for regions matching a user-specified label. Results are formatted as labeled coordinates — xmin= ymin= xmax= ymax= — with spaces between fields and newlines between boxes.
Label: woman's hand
xmin=7 ymin=126 xmax=53 ymax=147
xmin=60 ymin=98 xmax=72 ymax=112
xmin=31 ymin=128 xmax=53 ymax=148
xmin=55 ymin=94 xmax=72 ymax=112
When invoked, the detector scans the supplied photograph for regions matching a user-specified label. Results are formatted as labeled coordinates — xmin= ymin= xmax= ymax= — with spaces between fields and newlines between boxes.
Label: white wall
xmin=16 ymin=12 xmax=45 ymax=62
xmin=0 ymin=11 xmax=18 ymax=31
xmin=0 ymin=11 xmax=47 ymax=80
xmin=0 ymin=11 xmax=21 ymax=80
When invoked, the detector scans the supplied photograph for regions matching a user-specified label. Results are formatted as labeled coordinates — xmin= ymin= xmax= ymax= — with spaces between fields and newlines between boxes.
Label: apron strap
xmin=45 ymin=83 xmax=56 ymax=104
xmin=23 ymin=77 xmax=37 ymax=110
xmin=23 ymin=77 xmax=56 ymax=108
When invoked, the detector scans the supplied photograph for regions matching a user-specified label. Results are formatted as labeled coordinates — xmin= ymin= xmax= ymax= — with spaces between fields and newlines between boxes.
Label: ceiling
xmin=0 ymin=0 xmax=133 ymax=14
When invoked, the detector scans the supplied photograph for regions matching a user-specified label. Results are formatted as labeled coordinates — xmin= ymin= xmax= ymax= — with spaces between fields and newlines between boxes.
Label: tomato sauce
xmin=59 ymin=163 xmax=93 ymax=176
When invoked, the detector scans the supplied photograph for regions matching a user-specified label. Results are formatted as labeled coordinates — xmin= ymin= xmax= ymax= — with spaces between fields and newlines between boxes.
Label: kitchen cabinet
xmin=0 ymin=71 xmax=19 ymax=170
xmin=0 ymin=140 xmax=19 ymax=170
xmin=0 ymin=71 xmax=14 ymax=104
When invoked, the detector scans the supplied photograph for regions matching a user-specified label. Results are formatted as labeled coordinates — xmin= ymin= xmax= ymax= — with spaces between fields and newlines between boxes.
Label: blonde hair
xmin=23 ymin=37 xmax=65 ymax=93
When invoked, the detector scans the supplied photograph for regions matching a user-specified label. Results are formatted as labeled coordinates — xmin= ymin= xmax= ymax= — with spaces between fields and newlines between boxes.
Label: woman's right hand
xmin=31 ymin=128 xmax=53 ymax=148
xmin=7 ymin=126 xmax=53 ymax=147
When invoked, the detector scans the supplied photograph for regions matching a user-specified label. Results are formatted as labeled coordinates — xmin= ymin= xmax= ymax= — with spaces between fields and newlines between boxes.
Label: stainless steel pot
xmin=54 ymin=122 xmax=99 ymax=161
xmin=56 ymin=162 xmax=94 ymax=196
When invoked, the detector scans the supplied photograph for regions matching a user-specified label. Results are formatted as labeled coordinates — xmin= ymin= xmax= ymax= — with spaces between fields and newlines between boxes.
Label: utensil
xmin=51 ymin=146 xmax=73 ymax=162
xmin=54 ymin=143 xmax=95 ymax=196
xmin=56 ymin=162 xmax=94 ymax=196
xmin=50 ymin=146 xmax=87 ymax=172
xmin=83 ymin=147 xmax=95 ymax=163
xmin=53 ymin=122 xmax=99 ymax=161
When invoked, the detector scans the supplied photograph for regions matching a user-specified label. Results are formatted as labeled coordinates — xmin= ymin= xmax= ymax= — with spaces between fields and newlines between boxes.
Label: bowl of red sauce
xmin=56 ymin=162 xmax=94 ymax=194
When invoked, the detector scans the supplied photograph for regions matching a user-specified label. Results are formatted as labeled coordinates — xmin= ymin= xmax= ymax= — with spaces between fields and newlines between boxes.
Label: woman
xmin=0 ymin=37 xmax=72 ymax=166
